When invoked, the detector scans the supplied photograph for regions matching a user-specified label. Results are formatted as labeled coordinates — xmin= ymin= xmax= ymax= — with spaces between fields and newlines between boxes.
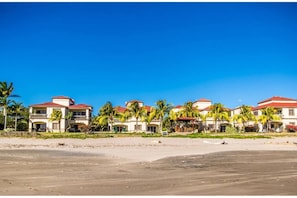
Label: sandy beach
xmin=0 ymin=137 xmax=297 ymax=195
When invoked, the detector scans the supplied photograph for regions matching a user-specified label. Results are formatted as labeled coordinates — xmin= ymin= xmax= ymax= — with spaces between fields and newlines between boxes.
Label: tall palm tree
xmin=258 ymin=107 xmax=280 ymax=132
xmin=207 ymin=103 xmax=230 ymax=133
xmin=232 ymin=105 xmax=255 ymax=132
xmin=94 ymin=101 xmax=120 ymax=132
xmin=177 ymin=101 xmax=200 ymax=132
xmin=168 ymin=109 xmax=178 ymax=132
xmin=125 ymin=101 xmax=146 ymax=132
xmin=142 ymin=107 xmax=156 ymax=132
xmin=178 ymin=101 xmax=200 ymax=118
xmin=50 ymin=109 xmax=62 ymax=132
xmin=152 ymin=100 xmax=173 ymax=133
xmin=8 ymin=101 xmax=25 ymax=131
xmin=0 ymin=82 xmax=19 ymax=129
xmin=199 ymin=113 xmax=208 ymax=133
xmin=65 ymin=111 xmax=73 ymax=132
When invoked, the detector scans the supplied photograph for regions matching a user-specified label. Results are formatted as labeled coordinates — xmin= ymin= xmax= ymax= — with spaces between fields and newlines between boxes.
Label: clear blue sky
xmin=1 ymin=2 xmax=297 ymax=114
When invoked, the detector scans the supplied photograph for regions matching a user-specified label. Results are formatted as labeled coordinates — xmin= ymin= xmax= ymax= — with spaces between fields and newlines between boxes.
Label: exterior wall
xmin=113 ymin=117 xmax=160 ymax=132
xmin=279 ymin=107 xmax=297 ymax=126
xmin=52 ymin=98 xmax=71 ymax=106
xmin=193 ymin=101 xmax=212 ymax=110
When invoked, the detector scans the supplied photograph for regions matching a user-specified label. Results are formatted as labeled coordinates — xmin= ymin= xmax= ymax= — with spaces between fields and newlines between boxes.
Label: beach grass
xmin=1 ymin=130 xmax=296 ymax=139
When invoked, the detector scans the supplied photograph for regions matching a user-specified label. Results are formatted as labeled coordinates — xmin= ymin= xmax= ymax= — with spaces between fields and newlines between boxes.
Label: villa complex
xmin=28 ymin=96 xmax=92 ymax=132
xmin=27 ymin=96 xmax=297 ymax=133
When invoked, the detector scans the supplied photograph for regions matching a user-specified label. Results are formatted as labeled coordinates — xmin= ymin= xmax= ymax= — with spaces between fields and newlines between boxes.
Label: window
xmin=134 ymin=125 xmax=142 ymax=130
xmin=289 ymin=109 xmax=295 ymax=116
xmin=36 ymin=109 xmax=46 ymax=114
xmin=254 ymin=111 xmax=258 ymax=116
xmin=289 ymin=122 xmax=295 ymax=125
xmin=53 ymin=123 xmax=60 ymax=130
xmin=147 ymin=126 xmax=156 ymax=132
xmin=73 ymin=112 xmax=86 ymax=116
xmin=276 ymin=109 xmax=282 ymax=115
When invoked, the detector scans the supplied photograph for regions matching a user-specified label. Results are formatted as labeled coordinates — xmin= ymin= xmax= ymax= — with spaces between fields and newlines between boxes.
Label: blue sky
xmin=0 ymin=2 xmax=297 ymax=114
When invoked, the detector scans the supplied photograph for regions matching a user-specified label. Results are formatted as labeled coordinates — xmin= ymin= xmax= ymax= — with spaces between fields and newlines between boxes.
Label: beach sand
xmin=0 ymin=137 xmax=297 ymax=195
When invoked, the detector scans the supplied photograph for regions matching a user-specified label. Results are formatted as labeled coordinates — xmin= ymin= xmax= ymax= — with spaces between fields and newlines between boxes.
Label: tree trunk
xmin=159 ymin=117 xmax=163 ymax=133
xmin=4 ymin=107 xmax=7 ymax=130
xmin=14 ymin=114 xmax=17 ymax=131
xmin=136 ymin=119 xmax=138 ymax=132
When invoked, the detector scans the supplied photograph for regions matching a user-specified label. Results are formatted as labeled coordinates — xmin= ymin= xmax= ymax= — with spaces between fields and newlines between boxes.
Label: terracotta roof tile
xmin=258 ymin=96 xmax=297 ymax=104
xmin=253 ymin=102 xmax=297 ymax=110
xmin=30 ymin=102 xmax=66 ymax=108
xmin=114 ymin=106 xmax=127 ymax=113
xmin=194 ymin=98 xmax=212 ymax=103
xmin=68 ymin=104 xmax=92 ymax=109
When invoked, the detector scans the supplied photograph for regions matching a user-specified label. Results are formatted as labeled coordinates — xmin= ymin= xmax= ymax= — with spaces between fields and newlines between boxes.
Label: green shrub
xmin=225 ymin=126 xmax=238 ymax=134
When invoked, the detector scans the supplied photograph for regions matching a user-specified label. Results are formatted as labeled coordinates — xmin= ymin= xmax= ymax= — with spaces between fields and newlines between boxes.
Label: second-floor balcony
xmin=30 ymin=114 xmax=47 ymax=119
xmin=72 ymin=115 xmax=88 ymax=120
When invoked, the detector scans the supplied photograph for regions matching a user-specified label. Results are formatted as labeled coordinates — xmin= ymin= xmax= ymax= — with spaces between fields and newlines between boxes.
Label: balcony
xmin=30 ymin=114 xmax=47 ymax=119
xmin=72 ymin=115 xmax=87 ymax=120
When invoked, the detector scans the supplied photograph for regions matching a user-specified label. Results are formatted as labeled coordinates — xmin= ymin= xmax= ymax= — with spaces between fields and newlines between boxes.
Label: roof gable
xmin=30 ymin=102 xmax=66 ymax=108
xmin=254 ymin=102 xmax=297 ymax=110
xmin=68 ymin=104 xmax=92 ymax=109
xmin=258 ymin=96 xmax=297 ymax=104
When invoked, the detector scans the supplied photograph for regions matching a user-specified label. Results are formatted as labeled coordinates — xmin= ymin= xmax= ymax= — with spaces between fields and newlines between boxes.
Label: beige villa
xmin=231 ymin=96 xmax=297 ymax=132
xmin=253 ymin=96 xmax=297 ymax=132
xmin=172 ymin=98 xmax=230 ymax=132
xmin=29 ymin=96 xmax=92 ymax=132
xmin=112 ymin=100 xmax=161 ymax=133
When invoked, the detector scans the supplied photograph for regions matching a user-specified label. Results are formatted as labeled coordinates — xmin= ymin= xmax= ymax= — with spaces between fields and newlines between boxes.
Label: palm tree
xmin=258 ymin=107 xmax=280 ymax=132
xmin=232 ymin=105 xmax=255 ymax=132
xmin=125 ymin=101 xmax=146 ymax=132
xmin=199 ymin=114 xmax=208 ymax=133
xmin=168 ymin=109 xmax=178 ymax=132
xmin=0 ymin=82 xmax=20 ymax=130
xmin=142 ymin=107 xmax=156 ymax=132
xmin=207 ymin=103 xmax=230 ymax=133
xmin=177 ymin=101 xmax=200 ymax=132
xmin=50 ymin=109 xmax=62 ymax=132
xmin=178 ymin=101 xmax=200 ymax=118
xmin=65 ymin=111 xmax=73 ymax=132
xmin=8 ymin=101 xmax=25 ymax=131
xmin=152 ymin=100 xmax=173 ymax=133
xmin=94 ymin=101 xmax=122 ymax=132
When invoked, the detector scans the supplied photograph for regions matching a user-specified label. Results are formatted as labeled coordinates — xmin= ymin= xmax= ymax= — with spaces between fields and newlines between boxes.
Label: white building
xmin=112 ymin=100 xmax=161 ymax=133
xmin=29 ymin=96 xmax=92 ymax=132
xmin=253 ymin=96 xmax=297 ymax=132
xmin=172 ymin=98 xmax=230 ymax=132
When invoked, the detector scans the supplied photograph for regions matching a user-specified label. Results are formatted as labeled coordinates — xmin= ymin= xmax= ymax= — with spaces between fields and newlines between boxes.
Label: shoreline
xmin=1 ymin=137 xmax=296 ymax=162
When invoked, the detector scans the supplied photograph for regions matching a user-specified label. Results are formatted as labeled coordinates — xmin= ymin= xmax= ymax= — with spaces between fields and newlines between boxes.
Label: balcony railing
xmin=72 ymin=116 xmax=87 ymax=120
xmin=30 ymin=114 xmax=47 ymax=119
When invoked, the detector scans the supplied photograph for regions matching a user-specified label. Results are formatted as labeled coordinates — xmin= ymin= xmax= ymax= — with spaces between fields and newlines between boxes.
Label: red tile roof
xmin=174 ymin=105 xmax=183 ymax=109
xmin=52 ymin=96 xmax=75 ymax=104
xmin=30 ymin=102 xmax=66 ymax=108
xmin=144 ymin=105 xmax=152 ymax=112
xmin=114 ymin=106 xmax=127 ymax=113
xmin=253 ymin=102 xmax=297 ymax=110
xmin=194 ymin=98 xmax=212 ymax=102
xmin=68 ymin=104 xmax=92 ymax=109
xmin=258 ymin=96 xmax=297 ymax=104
